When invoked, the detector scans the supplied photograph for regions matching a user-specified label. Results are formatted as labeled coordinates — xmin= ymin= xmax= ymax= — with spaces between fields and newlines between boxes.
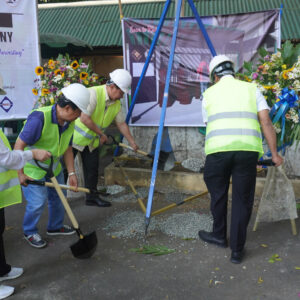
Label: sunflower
xmin=48 ymin=59 xmax=55 ymax=69
xmin=32 ymin=88 xmax=38 ymax=95
xmin=41 ymin=88 xmax=50 ymax=96
xmin=35 ymin=66 xmax=44 ymax=76
xmin=71 ymin=60 xmax=79 ymax=70
xmin=80 ymin=72 xmax=88 ymax=80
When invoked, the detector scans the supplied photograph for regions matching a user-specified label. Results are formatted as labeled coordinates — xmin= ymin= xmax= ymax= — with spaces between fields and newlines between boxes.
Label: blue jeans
xmin=22 ymin=171 xmax=65 ymax=236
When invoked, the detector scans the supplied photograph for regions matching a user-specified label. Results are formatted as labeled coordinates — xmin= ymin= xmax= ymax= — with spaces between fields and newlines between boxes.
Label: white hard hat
xmin=0 ymin=75 xmax=6 ymax=95
xmin=109 ymin=69 xmax=132 ymax=94
xmin=209 ymin=55 xmax=234 ymax=82
xmin=61 ymin=83 xmax=90 ymax=114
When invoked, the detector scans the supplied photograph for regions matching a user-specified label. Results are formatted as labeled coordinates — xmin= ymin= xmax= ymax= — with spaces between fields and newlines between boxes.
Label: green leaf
xmin=243 ymin=61 xmax=253 ymax=73
xmin=258 ymin=47 xmax=269 ymax=58
xmin=281 ymin=41 xmax=294 ymax=64
xmin=130 ymin=245 xmax=176 ymax=256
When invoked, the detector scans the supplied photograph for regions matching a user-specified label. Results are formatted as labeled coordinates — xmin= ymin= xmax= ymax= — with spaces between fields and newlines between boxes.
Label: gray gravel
xmin=159 ymin=212 xmax=213 ymax=239
xmin=181 ymin=158 xmax=203 ymax=172
xmin=103 ymin=210 xmax=213 ymax=239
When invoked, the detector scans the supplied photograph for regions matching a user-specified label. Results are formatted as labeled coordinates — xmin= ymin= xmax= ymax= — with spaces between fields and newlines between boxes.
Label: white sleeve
xmin=86 ymin=88 xmax=97 ymax=116
xmin=256 ymin=88 xmax=270 ymax=112
xmin=0 ymin=138 xmax=33 ymax=170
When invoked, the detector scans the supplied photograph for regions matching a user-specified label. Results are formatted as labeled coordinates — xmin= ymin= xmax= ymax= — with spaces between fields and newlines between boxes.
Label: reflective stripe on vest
xmin=0 ymin=129 xmax=22 ymax=208
xmin=207 ymin=111 xmax=258 ymax=123
xmin=203 ymin=77 xmax=264 ymax=157
xmin=23 ymin=106 xmax=74 ymax=180
xmin=73 ymin=85 xmax=121 ymax=148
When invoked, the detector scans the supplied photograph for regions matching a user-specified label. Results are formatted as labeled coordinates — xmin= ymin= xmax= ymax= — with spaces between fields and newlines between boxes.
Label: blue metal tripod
xmin=117 ymin=0 xmax=217 ymax=235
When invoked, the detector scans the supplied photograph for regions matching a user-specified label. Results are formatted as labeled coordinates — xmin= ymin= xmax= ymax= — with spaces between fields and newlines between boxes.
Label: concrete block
xmin=105 ymin=162 xmax=300 ymax=198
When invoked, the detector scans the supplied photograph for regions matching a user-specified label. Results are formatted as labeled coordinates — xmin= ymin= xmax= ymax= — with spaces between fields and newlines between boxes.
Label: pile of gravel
xmin=181 ymin=158 xmax=203 ymax=173
xmin=102 ymin=210 xmax=158 ymax=239
xmin=159 ymin=212 xmax=213 ymax=239
xmin=103 ymin=210 xmax=213 ymax=239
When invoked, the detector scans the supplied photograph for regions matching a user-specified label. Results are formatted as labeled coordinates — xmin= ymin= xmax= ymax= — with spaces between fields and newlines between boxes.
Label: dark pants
xmin=73 ymin=147 xmax=99 ymax=201
xmin=204 ymin=151 xmax=258 ymax=252
xmin=0 ymin=208 xmax=11 ymax=276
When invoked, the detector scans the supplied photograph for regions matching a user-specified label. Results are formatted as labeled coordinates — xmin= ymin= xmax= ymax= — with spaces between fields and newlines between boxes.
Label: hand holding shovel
xmin=34 ymin=157 xmax=97 ymax=259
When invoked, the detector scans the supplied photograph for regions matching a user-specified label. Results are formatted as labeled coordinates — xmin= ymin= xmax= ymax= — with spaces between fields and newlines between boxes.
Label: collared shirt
xmin=201 ymin=75 xmax=269 ymax=123
xmin=19 ymin=104 xmax=73 ymax=146
xmin=87 ymin=86 xmax=125 ymax=124
xmin=0 ymin=137 xmax=32 ymax=169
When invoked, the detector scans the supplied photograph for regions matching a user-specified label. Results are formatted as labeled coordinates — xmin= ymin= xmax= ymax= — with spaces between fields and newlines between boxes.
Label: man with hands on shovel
xmin=198 ymin=55 xmax=283 ymax=264
xmin=0 ymin=78 xmax=51 ymax=299
xmin=72 ymin=69 xmax=139 ymax=207
xmin=14 ymin=83 xmax=90 ymax=249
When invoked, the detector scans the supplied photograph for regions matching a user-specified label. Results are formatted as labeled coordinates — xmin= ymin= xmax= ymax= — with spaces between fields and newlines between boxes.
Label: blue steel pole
xmin=114 ymin=0 xmax=172 ymax=156
xmin=145 ymin=0 xmax=183 ymax=235
xmin=186 ymin=0 xmax=216 ymax=57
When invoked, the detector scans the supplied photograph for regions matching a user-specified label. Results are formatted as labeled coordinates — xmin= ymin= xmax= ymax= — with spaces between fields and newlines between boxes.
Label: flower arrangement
xmin=33 ymin=53 xmax=106 ymax=107
xmin=238 ymin=41 xmax=300 ymax=147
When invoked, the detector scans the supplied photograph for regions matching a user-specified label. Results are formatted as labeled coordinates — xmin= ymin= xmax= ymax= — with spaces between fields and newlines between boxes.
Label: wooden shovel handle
xmin=118 ymin=142 xmax=149 ymax=157
xmin=42 ymin=181 xmax=90 ymax=193
xmin=50 ymin=176 xmax=79 ymax=229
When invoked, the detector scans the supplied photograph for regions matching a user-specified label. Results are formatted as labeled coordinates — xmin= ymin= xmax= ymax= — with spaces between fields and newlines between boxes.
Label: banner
xmin=0 ymin=0 xmax=40 ymax=120
xmin=122 ymin=10 xmax=280 ymax=126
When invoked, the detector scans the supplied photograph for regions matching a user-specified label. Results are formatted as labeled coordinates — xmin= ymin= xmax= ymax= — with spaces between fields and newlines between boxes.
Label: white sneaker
xmin=0 ymin=285 xmax=14 ymax=299
xmin=0 ymin=268 xmax=23 ymax=282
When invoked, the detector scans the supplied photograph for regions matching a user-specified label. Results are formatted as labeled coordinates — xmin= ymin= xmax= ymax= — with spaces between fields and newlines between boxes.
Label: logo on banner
xmin=0 ymin=97 xmax=13 ymax=113
xmin=4 ymin=0 xmax=21 ymax=7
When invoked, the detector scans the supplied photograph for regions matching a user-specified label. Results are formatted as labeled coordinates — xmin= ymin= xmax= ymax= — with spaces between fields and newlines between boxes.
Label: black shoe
xmin=198 ymin=230 xmax=228 ymax=248
xmin=230 ymin=250 xmax=245 ymax=264
xmin=86 ymin=197 xmax=111 ymax=207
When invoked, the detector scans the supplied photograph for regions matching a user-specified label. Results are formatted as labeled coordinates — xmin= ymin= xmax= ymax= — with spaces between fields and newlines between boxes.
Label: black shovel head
xmin=70 ymin=231 xmax=97 ymax=259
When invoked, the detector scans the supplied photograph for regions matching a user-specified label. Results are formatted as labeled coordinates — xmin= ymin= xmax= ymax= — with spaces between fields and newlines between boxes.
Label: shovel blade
xmin=70 ymin=231 xmax=97 ymax=259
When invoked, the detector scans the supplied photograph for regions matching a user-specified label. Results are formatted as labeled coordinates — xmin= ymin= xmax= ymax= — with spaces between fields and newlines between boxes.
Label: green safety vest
xmin=204 ymin=76 xmax=264 ymax=157
xmin=0 ymin=129 xmax=22 ymax=208
xmin=73 ymin=85 xmax=121 ymax=148
xmin=23 ymin=105 xmax=75 ymax=180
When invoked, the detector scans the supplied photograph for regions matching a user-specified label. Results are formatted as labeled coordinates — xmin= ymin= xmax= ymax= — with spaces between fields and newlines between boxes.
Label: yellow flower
xmin=263 ymin=85 xmax=275 ymax=90
xmin=244 ymin=76 xmax=252 ymax=82
xmin=50 ymin=97 xmax=55 ymax=104
xmin=80 ymin=72 xmax=88 ymax=80
xmin=83 ymin=80 xmax=89 ymax=85
xmin=35 ymin=66 xmax=44 ymax=76
xmin=41 ymin=88 xmax=50 ymax=96
xmin=282 ymin=70 xmax=289 ymax=79
xmin=48 ymin=59 xmax=55 ymax=69
xmin=282 ymin=64 xmax=287 ymax=70
xmin=71 ymin=60 xmax=79 ymax=69
xmin=54 ymin=69 xmax=62 ymax=76
xmin=32 ymin=88 xmax=38 ymax=96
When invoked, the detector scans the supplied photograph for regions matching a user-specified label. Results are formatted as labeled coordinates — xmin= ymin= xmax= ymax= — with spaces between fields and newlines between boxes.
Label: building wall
xmin=82 ymin=55 xmax=124 ymax=78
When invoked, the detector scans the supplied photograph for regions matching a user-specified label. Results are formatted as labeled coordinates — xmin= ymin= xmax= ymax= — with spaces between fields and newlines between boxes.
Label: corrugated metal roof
xmin=38 ymin=0 xmax=300 ymax=48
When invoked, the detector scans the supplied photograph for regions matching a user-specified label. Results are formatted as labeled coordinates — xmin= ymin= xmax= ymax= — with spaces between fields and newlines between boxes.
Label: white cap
xmin=109 ymin=69 xmax=132 ymax=94
xmin=61 ymin=83 xmax=90 ymax=115
xmin=209 ymin=55 xmax=234 ymax=82
xmin=0 ymin=75 xmax=6 ymax=95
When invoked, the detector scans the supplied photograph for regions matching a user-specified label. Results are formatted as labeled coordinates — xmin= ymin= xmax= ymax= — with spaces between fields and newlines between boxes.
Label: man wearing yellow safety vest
xmin=198 ymin=55 xmax=283 ymax=264
xmin=72 ymin=69 xmax=139 ymax=207
xmin=0 ymin=78 xmax=52 ymax=299
xmin=14 ymin=83 xmax=90 ymax=249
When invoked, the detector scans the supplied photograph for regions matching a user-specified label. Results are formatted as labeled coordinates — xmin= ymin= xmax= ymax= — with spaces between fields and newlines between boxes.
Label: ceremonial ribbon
xmin=269 ymin=87 xmax=299 ymax=142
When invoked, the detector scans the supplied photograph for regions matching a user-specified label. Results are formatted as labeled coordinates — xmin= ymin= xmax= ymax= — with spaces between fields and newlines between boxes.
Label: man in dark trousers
xmin=198 ymin=55 xmax=283 ymax=264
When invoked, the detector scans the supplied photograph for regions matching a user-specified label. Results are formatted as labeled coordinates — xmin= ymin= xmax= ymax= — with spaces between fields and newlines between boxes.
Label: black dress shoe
xmin=86 ymin=197 xmax=111 ymax=207
xmin=230 ymin=250 xmax=245 ymax=264
xmin=198 ymin=230 xmax=228 ymax=248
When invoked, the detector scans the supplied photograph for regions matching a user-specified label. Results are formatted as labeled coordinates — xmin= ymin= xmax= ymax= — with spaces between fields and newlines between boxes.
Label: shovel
xmin=106 ymin=135 xmax=175 ymax=171
xmin=26 ymin=179 xmax=109 ymax=195
xmin=34 ymin=157 xmax=97 ymax=259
